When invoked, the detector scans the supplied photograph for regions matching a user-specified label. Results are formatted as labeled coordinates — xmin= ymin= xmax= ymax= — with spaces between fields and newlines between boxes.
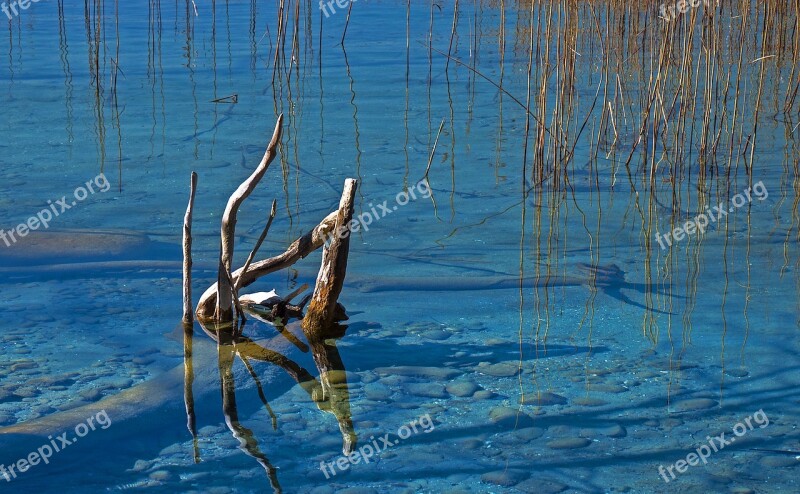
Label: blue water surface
xmin=0 ymin=1 xmax=799 ymax=493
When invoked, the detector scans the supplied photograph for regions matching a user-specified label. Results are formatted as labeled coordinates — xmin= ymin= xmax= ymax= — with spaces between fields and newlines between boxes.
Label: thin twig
xmin=424 ymin=119 xmax=445 ymax=180
xmin=237 ymin=199 xmax=278 ymax=291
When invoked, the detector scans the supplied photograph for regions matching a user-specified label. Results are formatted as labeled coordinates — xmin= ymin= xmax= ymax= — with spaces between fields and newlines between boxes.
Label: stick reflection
xmin=183 ymin=315 xmax=356 ymax=490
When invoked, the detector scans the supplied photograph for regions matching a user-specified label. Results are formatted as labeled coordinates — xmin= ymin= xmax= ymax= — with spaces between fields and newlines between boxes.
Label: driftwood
xmin=236 ymin=200 xmax=278 ymax=293
xmin=303 ymin=178 xmax=357 ymax=336
xmin=188 ymin=112 xmax=359 ymax=337
xmin=195 ymin=210 xmax=339 ymax=321
xmin=182 ymin=171 xmax=199 ymax=463
xmin=182 ymin=113 xmax=359 ymax=471
xmin=217 ymin=114 xmax=284 ymax=323
xmin=298 ymin=178 xmax=358 ymax=454
xmin=183 ymin=172 xmax=198 ymax=326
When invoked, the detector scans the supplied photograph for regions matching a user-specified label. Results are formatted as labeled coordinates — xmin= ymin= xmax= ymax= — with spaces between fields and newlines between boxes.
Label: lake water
xmin=1 ymin=1 xmax=799 ymax=493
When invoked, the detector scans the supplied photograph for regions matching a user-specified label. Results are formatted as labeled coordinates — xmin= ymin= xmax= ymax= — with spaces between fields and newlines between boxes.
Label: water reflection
xmin=57 ymin=0 xmax=74 ymax=152
xmin=186 ymin=301 xmax=356 ymax=489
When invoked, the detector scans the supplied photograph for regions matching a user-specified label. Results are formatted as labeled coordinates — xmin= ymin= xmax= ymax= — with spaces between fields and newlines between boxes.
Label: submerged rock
xmin=573 ymin=397 xmax=608 ymax=407
xmin=602 ymin=424 xmax=627 ymax=438
xmin=546 ymin=437 xmax=592 ymax=449
xmin=0 ymin=391 xmax=23 ymax=404
xmin=407 ymin=383 xmax=448 ymax=399
xmin=515 ymin=479 xmax=568 ymax=494
xmin=481 ymin=469 xmax=529 ymax=487
xmin=724 ymin=368 xmax=750 ymax=378
xmin=590 ymin=383 xmax=629 ymax=393
xmin=0 ymin=230 xmax=152 ymax=265
xmin=473 ymin=390 xmax=495 ymax=400
xmin=446 ymin=380 xmax=481 ymax=397
xmin=478 ymin=362 xmax=521 ymax=377
xmin=760 ymin=456 xmax=799 ymax=468
xmin=363 ymin=383 xmax=392 ymax=402
xmin=488 ymin=406 xmax=535 ymax=427
xmin=422 ymin=329 xmax=451 ymax=341
xmin=520 ymin=391 xmax=568 ymax=406
xmin=672 ymin=398 xmax=718 ymax=412
xmin=373 ymin=366 xmax=461 ymax=380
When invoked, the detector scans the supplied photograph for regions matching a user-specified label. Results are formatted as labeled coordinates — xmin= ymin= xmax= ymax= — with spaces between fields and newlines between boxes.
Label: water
xmin=1 ymin=1 xmax=799 ymax=493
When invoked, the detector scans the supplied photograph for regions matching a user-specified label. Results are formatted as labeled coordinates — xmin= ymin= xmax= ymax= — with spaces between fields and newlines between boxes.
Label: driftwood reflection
xmin=305 ymin=325 xmax=357 ymax=456
xmin=216 ymin=329 xmax=283 ymax=493
xmin=182 ymin=322 xmax=200 ymax=464
xmin=182 ymin=316 xmax=355 ymax=491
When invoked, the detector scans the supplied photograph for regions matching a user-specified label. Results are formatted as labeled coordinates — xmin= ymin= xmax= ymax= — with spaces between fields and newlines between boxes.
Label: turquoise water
xmin=1 ymin=1 xmax=799 ymax=493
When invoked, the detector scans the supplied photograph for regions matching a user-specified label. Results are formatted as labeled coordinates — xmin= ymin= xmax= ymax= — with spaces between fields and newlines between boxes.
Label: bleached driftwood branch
xmin=183 ymin=171 xmax=198 ymax=326
xmin=217 ymin=114 xmax=284 ymax=322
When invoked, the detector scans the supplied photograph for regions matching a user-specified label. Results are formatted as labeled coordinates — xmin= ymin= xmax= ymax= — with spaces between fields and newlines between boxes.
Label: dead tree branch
xmin=303 ymin=178 xmax=358 ymax=337
xmin=183 ymin=172 xmax=198 ymax=326
xmin=217 ymin=114 xmax=284 ymax=322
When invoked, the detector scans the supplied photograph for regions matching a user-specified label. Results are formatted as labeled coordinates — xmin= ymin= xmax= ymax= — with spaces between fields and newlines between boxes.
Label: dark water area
xmin=0 ymin=1 xmax=799 ymax=493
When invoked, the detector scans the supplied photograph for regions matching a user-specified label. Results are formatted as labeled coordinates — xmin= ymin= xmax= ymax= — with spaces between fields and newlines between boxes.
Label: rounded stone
xmin=759 ymin=456 xmax=799 ymax=468
xmin=473 ymin=390 xmax=495 ymax=400
xmin=520 ymin=392 xmax=567 ymax=406
xmin=407 ymin=383 xmax=448 ymax=399
xmin=672 ymin=398 xmax=718 ymax=412
xmin=573 ymin=397 xmax=608 ymax=406
xmin=363 ymin=383 xmax=392 ymax=402
xmin=603 ymin=425 xmax=627 ymax=438
xmin=489 ymin=406 xmax=534 ymax=427
xmin=514 ymin=479 xmax=568 ymax=494
xmin=446 ymin=381 xmax=480 ymax=397
xmin=148 ymin=470 xmax=172 ymax=481
xmin=422 ymin=329 xmax=451 ymax=341
xmin=724 ymin=368 xmax=749 ymax=378
xmin=480 ymin=469 xmax=529 ymax=487
xmin=546 ymin=437 xmax=592 ymax=449
xmin=479 ymin=362 xmax=521 ymax=377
